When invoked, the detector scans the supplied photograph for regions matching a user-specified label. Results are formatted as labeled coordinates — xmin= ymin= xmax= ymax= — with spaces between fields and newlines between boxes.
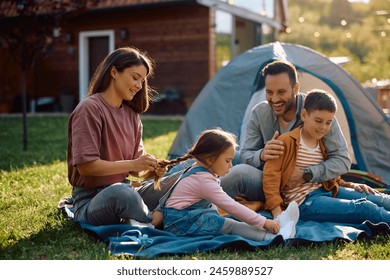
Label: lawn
xmin=0 ymin=114 xmax=389 ymax=260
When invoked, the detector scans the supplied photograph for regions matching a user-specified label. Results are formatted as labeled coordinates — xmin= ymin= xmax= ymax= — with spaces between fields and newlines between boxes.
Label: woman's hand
xmin=132 ymin=154 xmax=158 ymax=172
xmin=154 ymin=163 xmax=168 ymax=178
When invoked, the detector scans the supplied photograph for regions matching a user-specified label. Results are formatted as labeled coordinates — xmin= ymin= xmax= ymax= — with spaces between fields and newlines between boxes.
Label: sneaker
xmin=130 ymin=219 xmax=155 ymax=229
xmin=277 ymin=201 xmax=299 ymax=239
xmin=121 ymin=218 xmax=155 ymax=229
xmin=263 ymin=232 xmax=277 ymax=241
xmin=279 ymin=221 xmax=296 ymax=239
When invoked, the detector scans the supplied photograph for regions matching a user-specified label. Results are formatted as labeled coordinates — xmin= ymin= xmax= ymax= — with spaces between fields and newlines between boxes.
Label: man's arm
xmin=240 ymin=103 xmax=274 ymax=168
xmin=308 ymin=117 xmax=351 ymax=182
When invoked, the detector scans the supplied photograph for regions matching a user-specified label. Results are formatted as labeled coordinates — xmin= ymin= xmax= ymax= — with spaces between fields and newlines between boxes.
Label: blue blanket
xmin=58 ymin=196 xmax=390 ymax=258
xmin=70 ymin=210 xmax=390 ymax=258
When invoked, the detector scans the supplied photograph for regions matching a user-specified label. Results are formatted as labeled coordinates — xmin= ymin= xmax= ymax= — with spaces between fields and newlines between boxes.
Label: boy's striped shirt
xmin=282 ymin=131 xmax=324 ymax=205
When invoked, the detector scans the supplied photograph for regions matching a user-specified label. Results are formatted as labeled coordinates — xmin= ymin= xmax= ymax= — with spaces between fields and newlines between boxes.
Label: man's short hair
xmin=261 ymin=60 xmax=298 ymax=87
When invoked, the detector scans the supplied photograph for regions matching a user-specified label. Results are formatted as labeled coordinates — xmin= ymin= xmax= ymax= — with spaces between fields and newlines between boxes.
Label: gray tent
xmin=168 ymin=42 xmax=390 ymax=184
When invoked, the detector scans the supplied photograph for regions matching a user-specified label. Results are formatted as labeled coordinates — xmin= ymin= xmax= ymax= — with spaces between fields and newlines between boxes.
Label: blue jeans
xmin=163 ymin=200 xmax=225 ymax=237
xmin=72 ymin=168 xmax=186 ymax=225
xmin=73 ymin=183 xmax=154 ymax=225
xmin=220 ymin=163 xmax=265 ymax=202
xmin=300 ymin=187 xmax=390 ymax=225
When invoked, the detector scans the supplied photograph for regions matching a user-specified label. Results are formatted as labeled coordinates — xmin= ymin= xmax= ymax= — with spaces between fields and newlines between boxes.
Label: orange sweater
xmin=263 ymin=126 xmax=352 ymax=210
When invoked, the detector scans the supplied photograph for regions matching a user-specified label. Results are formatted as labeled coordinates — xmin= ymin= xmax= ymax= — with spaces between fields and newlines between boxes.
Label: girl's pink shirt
xmin=165 ymin=165 xmax=266 ymax=229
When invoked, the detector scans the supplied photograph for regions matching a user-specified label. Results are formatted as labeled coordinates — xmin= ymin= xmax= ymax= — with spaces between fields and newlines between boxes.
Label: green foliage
xmin=1 ymin=115 xmax=390 ymax=260
xmin=279 ymin=0 xmax=390 ymax=82
xmin=216 ymin=33 xmax=232 ymax=70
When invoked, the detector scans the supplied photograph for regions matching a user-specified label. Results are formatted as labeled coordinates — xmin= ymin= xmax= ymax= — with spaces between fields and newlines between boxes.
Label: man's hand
xmin=260 ymin=131 xmax=284 ymax=161
xmin=347 ymin=183 xmax=379 ymax=194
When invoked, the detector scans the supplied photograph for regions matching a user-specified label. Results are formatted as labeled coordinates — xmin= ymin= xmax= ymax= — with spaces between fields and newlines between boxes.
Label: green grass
xmin=0 ymin=115 xmax=389 ymax=260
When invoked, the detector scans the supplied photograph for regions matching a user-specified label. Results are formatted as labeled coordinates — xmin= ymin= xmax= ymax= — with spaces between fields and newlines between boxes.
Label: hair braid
xmin=142 ymin=154 xmax=193 ymax=190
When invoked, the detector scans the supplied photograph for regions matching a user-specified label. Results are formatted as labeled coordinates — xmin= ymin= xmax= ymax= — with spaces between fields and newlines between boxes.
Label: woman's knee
xmin=106 ymin=183 xmax=141 ymax=204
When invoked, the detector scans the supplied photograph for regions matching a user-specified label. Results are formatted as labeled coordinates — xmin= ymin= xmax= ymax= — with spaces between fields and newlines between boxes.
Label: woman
xmin=67 ymin=46 xmax=166 ymax=227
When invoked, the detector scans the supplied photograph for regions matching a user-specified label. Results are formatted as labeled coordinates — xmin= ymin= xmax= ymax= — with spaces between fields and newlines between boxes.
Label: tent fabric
xmin=168 ymin=42 xmax=390 ymax=184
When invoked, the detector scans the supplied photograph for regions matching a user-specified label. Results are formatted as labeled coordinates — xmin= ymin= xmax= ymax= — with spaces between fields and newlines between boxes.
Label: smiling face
xmin=207 ymin=144 xmax=235 ymax=177
xmin=112 ymin=65 xmax=147 ymax=102
xmin=301 ymin=108 xmax=335 ymax=142
xmin=265 ymin=72 xmax=299 ymax=118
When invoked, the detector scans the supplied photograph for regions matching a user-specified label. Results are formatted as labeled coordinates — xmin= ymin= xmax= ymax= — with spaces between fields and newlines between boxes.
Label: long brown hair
xmin=88 ymin=46 xmax=156 ymax=113
xmin=144 ymin=128 xmax=238 ymax=189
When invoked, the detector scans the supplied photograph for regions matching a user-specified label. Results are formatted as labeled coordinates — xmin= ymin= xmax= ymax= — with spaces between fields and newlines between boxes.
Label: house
xmin=0 ymin=0 xmax=288 ymax=114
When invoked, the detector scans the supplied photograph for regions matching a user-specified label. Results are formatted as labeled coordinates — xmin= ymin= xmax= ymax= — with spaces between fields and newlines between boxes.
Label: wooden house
xmin=0 ymin=0 xmax=288 ymax=114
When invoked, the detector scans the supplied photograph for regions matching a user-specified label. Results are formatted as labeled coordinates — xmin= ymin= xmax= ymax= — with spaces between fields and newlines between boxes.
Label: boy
xmin=263 ymin=89 xmax=390 ymax=225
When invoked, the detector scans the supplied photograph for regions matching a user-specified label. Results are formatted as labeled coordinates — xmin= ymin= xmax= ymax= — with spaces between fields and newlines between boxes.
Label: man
xmin=219 ymin=60 xmax=351 ymax=203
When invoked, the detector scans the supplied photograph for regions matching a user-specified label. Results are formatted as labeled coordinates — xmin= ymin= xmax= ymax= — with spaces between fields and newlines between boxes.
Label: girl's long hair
xmin=88 ymin=46 xmax=156 ymax=113
xmin=144 ymin=128 xmax=238 ymax=189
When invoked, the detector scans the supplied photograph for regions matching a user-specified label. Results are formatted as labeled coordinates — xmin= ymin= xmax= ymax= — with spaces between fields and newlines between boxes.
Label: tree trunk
xmin=21 ymin=69 xmax=28 ymax=151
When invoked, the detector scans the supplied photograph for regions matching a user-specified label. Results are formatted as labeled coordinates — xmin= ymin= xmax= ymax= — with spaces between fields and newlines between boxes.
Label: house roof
xmin=1 ymin=0 xmax=288 ymax=31
xmin=0 ymin=0 xmax=185 ymax=17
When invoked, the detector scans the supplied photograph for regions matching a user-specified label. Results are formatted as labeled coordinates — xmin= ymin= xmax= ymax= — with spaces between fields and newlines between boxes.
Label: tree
xmin=323 ymin=0 xmax=357 ymax=27
xmin=279 ymin=0 xmax=390 ymax=83
xmin=0 ymin=0 xmax=98 ymax=151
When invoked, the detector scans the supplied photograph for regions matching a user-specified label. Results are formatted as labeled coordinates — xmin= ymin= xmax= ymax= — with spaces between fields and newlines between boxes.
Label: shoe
xmin=279 ymin=221 xmax=295 ymax=239
xmin=121 ymin=218 xmax=155 ymax=229
xmin=130 ymin=219 xmax=155 ymax=229
xmin=263 ymin=232 xmax=277 ymax=241
xmin=277 ymin=201 xmax=299 ymax=239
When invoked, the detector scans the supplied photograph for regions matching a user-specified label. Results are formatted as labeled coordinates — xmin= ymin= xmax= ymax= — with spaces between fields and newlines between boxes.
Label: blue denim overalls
xmin=160 ymin=166 xmax=225 ymax=237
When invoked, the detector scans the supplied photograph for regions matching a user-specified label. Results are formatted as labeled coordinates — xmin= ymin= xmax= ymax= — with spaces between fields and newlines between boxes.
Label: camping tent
xmin=168 ymin=42 xmax=390 ymax=184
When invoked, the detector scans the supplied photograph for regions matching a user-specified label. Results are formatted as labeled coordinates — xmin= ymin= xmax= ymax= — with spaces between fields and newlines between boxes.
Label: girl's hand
xmin=263 ymin=219 xmax=280 ymax=234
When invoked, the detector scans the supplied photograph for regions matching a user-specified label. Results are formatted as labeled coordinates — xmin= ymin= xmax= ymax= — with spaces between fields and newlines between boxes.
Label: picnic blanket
xmin=58 ymin=197 xmax=390 ymax=258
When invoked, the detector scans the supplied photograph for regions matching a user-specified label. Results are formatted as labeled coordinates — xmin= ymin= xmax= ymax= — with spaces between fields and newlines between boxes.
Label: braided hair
xmin=143 ymin=128 xmax=237 ymax=190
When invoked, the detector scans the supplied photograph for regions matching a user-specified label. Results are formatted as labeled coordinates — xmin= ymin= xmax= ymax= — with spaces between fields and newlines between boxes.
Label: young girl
xmin=153 ymin=128 xmax=299 ymax=241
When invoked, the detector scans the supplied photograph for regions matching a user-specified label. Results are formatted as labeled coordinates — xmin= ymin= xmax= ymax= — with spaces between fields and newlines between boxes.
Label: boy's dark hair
xmin=261 ymin=60 xmax=298 ymax=87
xmin=304 ymin=89 xmax=337 ymax=114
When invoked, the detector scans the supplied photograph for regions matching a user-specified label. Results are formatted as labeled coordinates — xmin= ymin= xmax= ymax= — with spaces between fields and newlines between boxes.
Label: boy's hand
xmin=271 ymin=206 xmax=283 ymax=219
